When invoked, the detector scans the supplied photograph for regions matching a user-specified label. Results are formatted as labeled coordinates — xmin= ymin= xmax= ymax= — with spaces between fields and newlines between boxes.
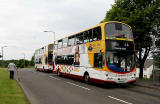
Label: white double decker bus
xmin=34 ymin=44 xmax=53 ymax=72
xmin=53 ymin=21 xmax=136 ymax=84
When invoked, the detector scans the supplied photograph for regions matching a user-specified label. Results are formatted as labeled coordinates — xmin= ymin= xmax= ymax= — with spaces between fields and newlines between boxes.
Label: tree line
xmin=0 ymin=56 xmax=34 ymax=68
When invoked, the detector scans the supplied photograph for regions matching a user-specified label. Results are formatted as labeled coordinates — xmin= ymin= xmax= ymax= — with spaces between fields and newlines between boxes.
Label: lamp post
xmin=1 ymin=46 xmax=7 ymax=61
xmin=44 ymin=31 xmax=55 ymax=42
xmin=1 ymin=46 xmax=7 ymax=68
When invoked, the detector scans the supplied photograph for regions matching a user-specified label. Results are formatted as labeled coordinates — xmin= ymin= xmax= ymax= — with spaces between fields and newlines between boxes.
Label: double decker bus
xmin=34 ymin=44 xmax=54 ymax=72
xmin=53 ymin=21 xmax=136 ymax=84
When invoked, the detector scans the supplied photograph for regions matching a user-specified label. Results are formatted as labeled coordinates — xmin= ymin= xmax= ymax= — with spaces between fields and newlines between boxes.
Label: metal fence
xmin=153 ymin=70 xmax=160 ymax=85
xmin=152 ymin=51 xmax=160 ymax=85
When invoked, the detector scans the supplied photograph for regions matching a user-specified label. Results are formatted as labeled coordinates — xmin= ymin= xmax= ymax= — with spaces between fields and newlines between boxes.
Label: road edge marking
xmin=66 ymin=82 xmax=91 ymax=91
xmin=108 ymin=96 xmax=133 ymax=104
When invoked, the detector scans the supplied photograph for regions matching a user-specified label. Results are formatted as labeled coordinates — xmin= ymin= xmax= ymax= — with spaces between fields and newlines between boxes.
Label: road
xmin=17 ymin=68 xmax=160 ymax=104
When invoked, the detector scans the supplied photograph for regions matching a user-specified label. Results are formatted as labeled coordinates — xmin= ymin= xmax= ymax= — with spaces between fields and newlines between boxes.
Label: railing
xmin=153 ymin=70 xmax=160 ymax=85
xmin=152 ymin=50 xmax=160 ymax=86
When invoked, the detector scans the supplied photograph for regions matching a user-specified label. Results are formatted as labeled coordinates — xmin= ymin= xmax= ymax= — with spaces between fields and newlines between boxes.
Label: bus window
xmin=75 ymin=33 xmax=84 ymax=44
xmin=105 ymin=23 xmax=133 ymax=39
xmin=94 ymin=53 xmax=104 ymax=68
xmin=39 ymin=58 xmax=42 ymax=64
xmin=68 ymin=55 xmax=74 ymax=65
xmin=93 ymin=27 xmax=102 ymax=41
xmin=48 ymin=44 xmax=53 ymax=51
xmin=54 ymin=41 xmax=58 ymax=49
xmin=63 ymin=38 xmax=68 ymax=47
xmin=84 ymin=30 xmax=93 ymax=43
xmin=84 ymin=31 xmax=89 ymax=43
xmin=68 ymin=36 xmax=75 ymax=46
xmin=48 ymin=52 xmax=53 ymax=65
xmin=55 ymin=56 xmax=61 ymax=64
xmin=58 ymin=40 xmax=63 ymax=48
xmin=40 ymin=49 xmax=42 ymax=54
xmin=55 ymin=55 xmax=74 ymax=65
xmin=88 ymin=29 xmax=93 ymax=42
xmin=106 ymin=40 xmax=135 ymax=72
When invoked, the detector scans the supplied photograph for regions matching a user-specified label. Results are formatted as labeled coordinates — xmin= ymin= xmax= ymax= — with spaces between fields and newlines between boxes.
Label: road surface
xmin=17 ymin=68 xmax=160 ymax=104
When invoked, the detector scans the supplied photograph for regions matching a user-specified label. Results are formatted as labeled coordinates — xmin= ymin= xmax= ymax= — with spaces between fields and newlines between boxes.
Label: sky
xmin=0 ymin=0 xmax=114 ymax=60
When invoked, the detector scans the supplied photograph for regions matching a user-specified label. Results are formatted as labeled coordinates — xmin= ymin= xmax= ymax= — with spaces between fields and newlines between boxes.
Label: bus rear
xmin=34 ymin=44 xmax=53 ymax=72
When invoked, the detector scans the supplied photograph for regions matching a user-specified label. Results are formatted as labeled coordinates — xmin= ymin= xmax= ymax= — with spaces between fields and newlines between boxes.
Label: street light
xmin=44 ymin=31 xmax=55 ymax=42
xmin=1 ymin=46 xmax=7 ymax=61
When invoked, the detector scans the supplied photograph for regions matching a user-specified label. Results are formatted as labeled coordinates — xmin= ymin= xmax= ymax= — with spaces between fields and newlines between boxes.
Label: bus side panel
xmin=54 ymin=43 xmax=109 ymax=81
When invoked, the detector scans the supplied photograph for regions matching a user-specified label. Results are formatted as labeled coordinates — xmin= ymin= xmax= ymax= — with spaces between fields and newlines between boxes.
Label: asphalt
xmin=16 ymin=68 xmax=160 ymax=104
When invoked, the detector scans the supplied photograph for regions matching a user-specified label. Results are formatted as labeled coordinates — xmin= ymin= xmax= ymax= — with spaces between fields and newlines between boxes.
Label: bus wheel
xmin=57 ymin=69 xmax=61 ymax=77
xmin=84 ymin=73 xmax=90 ymax=83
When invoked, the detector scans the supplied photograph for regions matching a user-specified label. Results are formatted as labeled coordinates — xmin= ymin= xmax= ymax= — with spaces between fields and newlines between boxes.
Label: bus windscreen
xmin=105 ymin=23 xmax=133 ymax=39
xmin=106 ymin=40 xmax=135 ymax=72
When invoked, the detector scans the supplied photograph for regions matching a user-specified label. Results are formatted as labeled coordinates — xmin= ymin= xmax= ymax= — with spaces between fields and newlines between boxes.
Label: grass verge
xmin=0 ymin=68 xmax=30 ymax=104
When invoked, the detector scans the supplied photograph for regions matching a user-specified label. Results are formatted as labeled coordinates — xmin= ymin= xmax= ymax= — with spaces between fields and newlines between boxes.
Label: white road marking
xmin=49 ymin=76 xmax=60 ymax=80
xmin=66 ymin=82 xmax=91 ymax=91
xmin=108 ymin=96 xmax=133 ymax=104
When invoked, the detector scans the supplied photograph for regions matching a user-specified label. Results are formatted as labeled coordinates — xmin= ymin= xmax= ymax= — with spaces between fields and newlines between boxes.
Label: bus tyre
xmin=84 ymin=74 xmax=90 ymax=83
xmin=57 ymin=69 xmax=61 ymax=77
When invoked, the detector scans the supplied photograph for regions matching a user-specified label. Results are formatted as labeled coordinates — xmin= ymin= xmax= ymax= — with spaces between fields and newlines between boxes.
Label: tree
xmin=30 ymin=55 xmax=35 ymax=66
xmin=17 ymin=59 xmax=25 ymax=68
xmin=101 ymin=0 xmax=160 ymax=78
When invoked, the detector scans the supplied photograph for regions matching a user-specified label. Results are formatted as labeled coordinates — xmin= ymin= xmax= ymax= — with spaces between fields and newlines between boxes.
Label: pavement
xmin=16 ymin=68 xmax=160 ymax=104
xmin=134 ymin=79 xmax=160 ymax=90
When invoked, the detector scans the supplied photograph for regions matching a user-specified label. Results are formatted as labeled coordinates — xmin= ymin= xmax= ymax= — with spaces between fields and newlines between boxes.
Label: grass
xmin=136 ymin=77 xmax=153 ymax=81
xmin=0 ymin=68 xmax=30 ymax=104
xmin=142 ymin=78 xmax=153 ymax=81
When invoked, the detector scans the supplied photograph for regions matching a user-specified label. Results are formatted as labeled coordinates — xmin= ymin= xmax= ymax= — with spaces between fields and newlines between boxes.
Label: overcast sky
xmin=0 ymin=0 xmax=114 ymax=60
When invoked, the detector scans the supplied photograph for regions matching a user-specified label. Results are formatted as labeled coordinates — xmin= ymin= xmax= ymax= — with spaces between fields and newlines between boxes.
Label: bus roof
xmin=54 ymin=21 xmax=131 ymax=42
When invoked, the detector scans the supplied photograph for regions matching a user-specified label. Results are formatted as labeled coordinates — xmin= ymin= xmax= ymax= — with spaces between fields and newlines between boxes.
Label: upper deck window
xmin=84 ymin=30 xmax=92 ymax=43
xmin=105 ymin=23 xmax=133 ymax=39
xmin=58 ymin=40 xmax=63 ymax=48
xmin=54 ymin=41 xmax=58 ymax=49
xmin=75 ymin=33 xmax=84 ymax=44
xmin=68 ymin=36 xmax=75 ymax=46
xmin=63 ymin=38 xmax=68 ymax=47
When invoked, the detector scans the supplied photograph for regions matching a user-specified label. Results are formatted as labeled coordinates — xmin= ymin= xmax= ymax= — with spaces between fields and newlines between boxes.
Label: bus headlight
xmin=106 ymin=74 xmax=108 ymax=77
